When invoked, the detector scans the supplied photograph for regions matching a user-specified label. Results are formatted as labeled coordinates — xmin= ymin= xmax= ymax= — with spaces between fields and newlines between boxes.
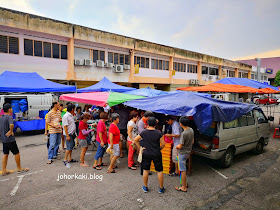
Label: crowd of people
xmin=1 ymin=101 xmax=194 ymax=194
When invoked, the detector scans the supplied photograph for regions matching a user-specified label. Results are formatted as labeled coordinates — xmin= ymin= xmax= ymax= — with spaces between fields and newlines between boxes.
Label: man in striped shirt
xmin=46 ymin=101 xmax=62 ymax=164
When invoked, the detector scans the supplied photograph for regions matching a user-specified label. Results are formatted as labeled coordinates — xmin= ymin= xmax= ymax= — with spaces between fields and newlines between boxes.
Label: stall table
xmin=14 ymin=119 xmax=45 ymax=132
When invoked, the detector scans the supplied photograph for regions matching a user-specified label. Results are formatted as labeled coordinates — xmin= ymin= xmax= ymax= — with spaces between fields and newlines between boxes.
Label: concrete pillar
xmin=218 ymin=66 xmax=222 ymax=79
xmin=129 ymin=49 xmax=135 ymax=83
xmin=248 ymin=70 xmax=252 ymax=79
xmin=235 ymin=68 xmax=239 ymax=78
xmin=67 ymin=37 xmax=75 ymax=80
xmin=197 ymin=61 xmax=202 ymax=83
xmin=169 ymin=56 xmax=174 ymax=84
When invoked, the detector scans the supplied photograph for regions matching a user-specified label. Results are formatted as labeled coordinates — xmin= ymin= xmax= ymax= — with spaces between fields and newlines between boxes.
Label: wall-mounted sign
xmin=135 ymin=64 xmax=139 ymax=74
xmin=172 ymin=70 xmax=176 ymax=76
xmin=265 ymin=68 xmax=273 ymax=74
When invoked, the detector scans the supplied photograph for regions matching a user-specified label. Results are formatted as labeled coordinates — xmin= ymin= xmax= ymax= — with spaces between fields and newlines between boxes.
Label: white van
xmin=0 ymin=94 xmax=55 ymax=118
xmin=193 ymin=109 xmax=270 ymax=167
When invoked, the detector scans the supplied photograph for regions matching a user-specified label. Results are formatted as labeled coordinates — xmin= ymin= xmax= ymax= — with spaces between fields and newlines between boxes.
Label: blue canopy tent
xmin=78 ymin=77 xmax=136 ymax=93
xmin=124 ymin=91 xmax=257 ymax=132
xmin=169 ymin=90 xmax=212 ymax=98
xmin=0 ymin=71 xmax=76 ymax=92
xmin=124 ymin=87 xmax=168 ymax=97
xmin=214 ymin=78 xmax=279 ymax=91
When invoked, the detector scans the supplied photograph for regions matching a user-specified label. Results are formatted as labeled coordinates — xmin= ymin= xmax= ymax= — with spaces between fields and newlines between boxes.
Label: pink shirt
xmin=96 ymin=120 xmax=108 ymax=144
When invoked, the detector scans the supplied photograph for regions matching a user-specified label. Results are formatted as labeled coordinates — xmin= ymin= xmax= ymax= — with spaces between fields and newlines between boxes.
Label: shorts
xmin=108 ymin=143 xmax=120 ymax=156
xmin=79 ymin=139 xmax=88 ymax=148
xmin=142 ymin=154 xmax=163 ymax=172
xmin=65 ymin=135 xmax=75 ymax=150
xmin=178 ymin=154 xmax=189 ymax=172
xmin=3 ymin=141 xmax=19 ymax=155
xmin=172 ymin=146 xmax=179 ymax=162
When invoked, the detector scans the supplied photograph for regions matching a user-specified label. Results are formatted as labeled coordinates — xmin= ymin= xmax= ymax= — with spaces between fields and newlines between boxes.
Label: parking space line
xmin=10 ymin=175 xmax=24 ymax=196
xmin=208 ymin=166 xmax=228 ymax=179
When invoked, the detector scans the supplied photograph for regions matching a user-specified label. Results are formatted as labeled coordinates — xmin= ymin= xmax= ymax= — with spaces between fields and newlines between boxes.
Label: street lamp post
xmin=255 ymin=58 xmax=261 ymax=82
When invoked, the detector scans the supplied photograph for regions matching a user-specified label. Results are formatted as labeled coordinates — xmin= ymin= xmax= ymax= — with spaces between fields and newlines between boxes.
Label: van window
xmin=254 ymin=110 xmax=268 ymax=124
xmin=246 ymin=112 xmax=255 ymax=125
xmin=223 ymin=119 xmax=238 ymax=129
xmin=238 ymin=115 xmax=247 ymax=127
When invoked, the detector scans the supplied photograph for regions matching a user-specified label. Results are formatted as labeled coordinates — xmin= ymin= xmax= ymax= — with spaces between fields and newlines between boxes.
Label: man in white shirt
xmin=62 ymin=103 xmax=77 ymax=166
xmin=165 ymin=115 xmax=182 ymax=176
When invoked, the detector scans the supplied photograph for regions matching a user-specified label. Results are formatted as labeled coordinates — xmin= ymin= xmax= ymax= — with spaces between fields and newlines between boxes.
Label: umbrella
xmin=60 ymin=92 xmax=145 ymax=107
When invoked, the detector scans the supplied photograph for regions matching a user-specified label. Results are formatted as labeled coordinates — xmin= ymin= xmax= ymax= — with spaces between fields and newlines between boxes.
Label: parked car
xmin=255 ymin=96 xmax=279 ymax=105
xmin=193 ymin=109 xmax=271 ymax=168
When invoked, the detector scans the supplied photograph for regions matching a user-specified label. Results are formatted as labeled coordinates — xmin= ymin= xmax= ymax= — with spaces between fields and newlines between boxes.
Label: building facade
xmin=0 ymin=7 xmax=252 ymax=91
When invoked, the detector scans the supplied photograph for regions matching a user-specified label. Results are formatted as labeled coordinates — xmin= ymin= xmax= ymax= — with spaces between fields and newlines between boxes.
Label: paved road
xmin=0 ymin=106 xmax=280 ymax=209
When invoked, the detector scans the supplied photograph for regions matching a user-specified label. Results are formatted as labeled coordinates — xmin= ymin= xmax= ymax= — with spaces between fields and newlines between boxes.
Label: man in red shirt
xmin=107 ymin=113 xmax=120 ymax=173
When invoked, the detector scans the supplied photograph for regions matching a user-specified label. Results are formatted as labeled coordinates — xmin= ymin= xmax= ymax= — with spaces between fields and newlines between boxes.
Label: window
xmin=151 ymin=58 xmax=168 ymax=70
xmin=151 ymin=59 xmax=154 ymax=69
xmin=159 ymin=60 xmax=162 ymax=70
xmin=228 ymin=71 xmax=235 ymax=77
xmin=134 ymin=56 xmax=149 ymax=68
xmin=34 ymin=40 xmax=42 ymax=57
xmin=0 ymin=35 xmax=19 ymax=54
xmin=238 ymin=115 xmax=248 ymax=127
xmin=166 ymin=61 xmax=169 ymax=70
xmin=261 ymin=75 xmax=264 ymax=80
xmin=246 ymin=112 xmax=255 ymax=126
xmin=254 ymin=110 xmax=268 ymax=124
xmin=163 ymin=60 xmax=165 ymax=70
xmin=238 ymin=72 xmax=242 ymax=78
xmin=43 ymin=42 xmax=51 ymax=58
xmin=92 ymin=50 xmax=105 ymax=62
xmin=188 ymin=64 xmax=197 ymax=73
xmin=24 ymin=39 xmax=33 ymax=56
xmin=8 ymin=36 xmax=19 ymax=54
xmin=52 ymin=43 xmax=59 ymax=58
xmin=109 ymin=52 xmax=129 ymax=65
xmin=145 ymin=58 xmax=149 ymax=68
xmin=251 ymin=74 xmax=255 ymax=80
xmin=108 ymin=52 xmax=113 ymax=63
xmin=243 ymin=73 xmax=248 ymax=78
xmin=209 ymin=67 xmax=218 ymax=75
xmin=174 ymin=62 xmax=187 ymax=72
xmin=223 ymin=119 xmax=238 ymax=129
xmin=202 ymin=66 xmax=208 ymax=74
xmin=0 ymin=35 xmax=8 ymax=53
xmin=61 ymin=45 xmax=67 ymax=59
xmin=263 ymin=76 xmax=267 ymax=81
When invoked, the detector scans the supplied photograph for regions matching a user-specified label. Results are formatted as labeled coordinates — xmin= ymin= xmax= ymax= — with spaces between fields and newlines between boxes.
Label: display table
xmin=14 ymin=119 xmax=45 ymax=132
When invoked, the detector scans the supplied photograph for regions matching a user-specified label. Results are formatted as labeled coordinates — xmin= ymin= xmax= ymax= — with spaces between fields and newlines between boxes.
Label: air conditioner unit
xmin=123 ymin=64 xmax=130 ymax=70
xmin=96 ymin=60 xmax=104 ymax=67
xmin=74 ymin=59 xmax=84 ymax=65
xmin=105 ymin=62 xmax=114 ymax=68
xmin=209 ymin=75 xmax=213 ymax=79
xmin=195 ymin=79 xmax=200 ymax=85
xmin=113 ymin=65 xmax=124 ymax=73
xmin=190 ymin=79 xmax=196 ymax=84
xmin=84 ymin=59 xmax=93 ymax=66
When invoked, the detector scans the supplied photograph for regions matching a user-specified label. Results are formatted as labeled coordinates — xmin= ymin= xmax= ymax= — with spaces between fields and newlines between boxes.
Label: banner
xmin=135 ymin=64 xmax=139 ymax=74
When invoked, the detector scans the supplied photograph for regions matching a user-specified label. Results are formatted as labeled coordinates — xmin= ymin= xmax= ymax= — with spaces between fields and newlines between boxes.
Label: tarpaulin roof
xmin=60 ymin=92 xmax=145 ymax=107
xmin=177 ymin=83 xmax=280 ymax=94
xmin=169 ymin=90 xmax=212 ymax=97
xmin=77 ymin=77 xmax=136 ymax=93
xmin=124 ymin=87 xmax=168 ymax=97
xmin=214 ymin=78 xmax=279 ymax=91
xmin=0 ymin=71 xmax=76 ymax=92
xmin=124 ymin=91 xmax=258 ymax=132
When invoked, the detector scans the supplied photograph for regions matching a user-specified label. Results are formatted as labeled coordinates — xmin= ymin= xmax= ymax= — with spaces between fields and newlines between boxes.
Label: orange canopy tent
xmin=177 ymin=83 xmax=280 ymax=94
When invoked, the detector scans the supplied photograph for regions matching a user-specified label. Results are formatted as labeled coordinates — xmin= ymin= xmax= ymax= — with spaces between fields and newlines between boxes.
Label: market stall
xmin=0 ymin=71 xmax=76 ymax=132
xmin=124 ymin=87 xmax=168 ymax=97
xmin=77 ymin=77 xmax=135 ymax=93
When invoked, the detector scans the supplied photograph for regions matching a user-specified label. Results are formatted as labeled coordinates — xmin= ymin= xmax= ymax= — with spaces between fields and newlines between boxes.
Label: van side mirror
xmin=268 ymin=116 xmax=274 ymax=121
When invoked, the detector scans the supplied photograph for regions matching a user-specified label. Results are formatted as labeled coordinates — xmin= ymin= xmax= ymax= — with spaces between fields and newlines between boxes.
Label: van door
xmin=235 ymin=111 xmax=258 ymax=154
xmin=219 ymin=119 xmax=239 ymax=151
xmin=254 ymin=110 xmax=269 ymax=140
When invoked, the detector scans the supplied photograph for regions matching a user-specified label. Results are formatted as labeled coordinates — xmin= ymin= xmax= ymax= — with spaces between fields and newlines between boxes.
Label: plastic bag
xmin=137 ymin=146 xmax=144 ymax=163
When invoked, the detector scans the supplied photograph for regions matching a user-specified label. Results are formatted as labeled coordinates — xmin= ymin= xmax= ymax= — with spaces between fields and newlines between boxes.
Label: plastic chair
xmin=273 ymin=128 xmax=280 ymax=138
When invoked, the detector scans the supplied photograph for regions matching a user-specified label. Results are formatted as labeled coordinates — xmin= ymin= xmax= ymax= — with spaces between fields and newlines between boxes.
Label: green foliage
xmin=274 ymin=71 xmax=280 ymax=86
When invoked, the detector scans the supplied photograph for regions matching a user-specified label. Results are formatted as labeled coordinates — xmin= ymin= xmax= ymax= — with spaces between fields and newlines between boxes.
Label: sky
xmin=0 ymin=0 xmax=280 ymax=60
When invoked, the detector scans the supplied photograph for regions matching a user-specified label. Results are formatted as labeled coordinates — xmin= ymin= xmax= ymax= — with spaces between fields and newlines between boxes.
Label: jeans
xmin=48 ymin=133 xmax=62 ymax=161
xmin=94 ymin=141 xmax=106 ymax=160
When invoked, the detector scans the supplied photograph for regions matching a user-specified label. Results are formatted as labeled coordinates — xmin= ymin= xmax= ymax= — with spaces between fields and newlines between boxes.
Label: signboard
xmin=172 ymin=70 xmax=176 ymax=76
xmin=135 ymin=64 xmax=139 ymax=74
xmin=265 ymin=68 xmax=273 ymax=74
xmin=221 ymin=69 xmax=227 ymax=79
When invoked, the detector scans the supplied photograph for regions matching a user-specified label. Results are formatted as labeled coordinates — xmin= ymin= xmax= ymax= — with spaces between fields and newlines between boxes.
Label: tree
xmin=274 ymin=71 xmax=280 ymax=86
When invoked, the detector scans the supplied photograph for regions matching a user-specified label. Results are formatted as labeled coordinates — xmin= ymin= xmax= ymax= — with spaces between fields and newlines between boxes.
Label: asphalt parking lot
xmin=1 ymin=106 xmax=280 ymax=209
